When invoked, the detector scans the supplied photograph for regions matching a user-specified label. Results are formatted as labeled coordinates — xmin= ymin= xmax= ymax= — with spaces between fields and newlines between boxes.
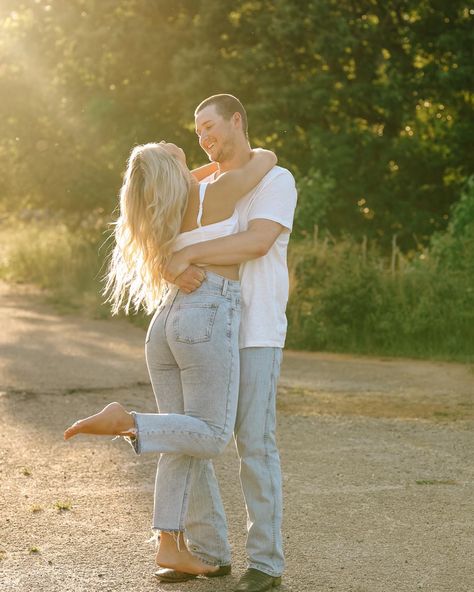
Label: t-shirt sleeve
xmin=247 ymin=169 xmax=298 ymax=231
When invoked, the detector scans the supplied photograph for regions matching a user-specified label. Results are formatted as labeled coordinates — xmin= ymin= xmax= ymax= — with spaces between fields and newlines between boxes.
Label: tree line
xmin=1 ymin=0 xmax=472 ymax=250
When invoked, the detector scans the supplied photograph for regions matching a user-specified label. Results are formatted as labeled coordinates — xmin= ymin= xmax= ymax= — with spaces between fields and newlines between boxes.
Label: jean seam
xmin=188 ymin=463 xmax=227 ymax=564
xmin=221 ymin=303 xmax=234 ymax=438
xmin=145 ymin=305 xmax=164 ymax=344
xmin=262 ymin=348 xmax=283 ymax=572
xmin=263 ymin=348 xmax=277 ymax=565
xmin=139 ymin=428 xmax=222 ymax=439
xmin=206 ymin=463 xmax=224 ymax=562
xmin=162 ymin=289 xmax=179 ymax=336
xmin=209 ymin=299 xmax=239 ymax=443
xmin=178 ymin=457 xmax=193 ymax=530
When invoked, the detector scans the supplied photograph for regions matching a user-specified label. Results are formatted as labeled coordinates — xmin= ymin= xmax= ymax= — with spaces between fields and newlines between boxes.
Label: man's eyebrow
xmin=195 ymin=119 xmax=213 ymax=134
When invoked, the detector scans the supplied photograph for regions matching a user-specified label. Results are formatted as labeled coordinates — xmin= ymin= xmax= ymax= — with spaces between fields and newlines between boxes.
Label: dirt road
xmin=1 ymin=282 xmax=473 ymax=592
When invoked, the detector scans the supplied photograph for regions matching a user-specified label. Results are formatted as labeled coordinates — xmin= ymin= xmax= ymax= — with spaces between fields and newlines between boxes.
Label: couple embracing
xmin=64 ymin=94 xmax=297 ymax=592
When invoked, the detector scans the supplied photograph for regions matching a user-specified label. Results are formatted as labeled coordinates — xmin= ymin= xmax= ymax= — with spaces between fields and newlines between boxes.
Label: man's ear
xmin=232 ymin=112 xmax=242 ymax=130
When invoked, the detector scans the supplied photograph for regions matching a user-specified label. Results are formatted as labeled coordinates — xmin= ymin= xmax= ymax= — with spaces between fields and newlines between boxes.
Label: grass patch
xmin=415 ymin=479 xmax=459 ymax=486
xmin=0 ymin=214 xmax=110 ymax=318
xmin=21 ymin=467 xmax=32 ymax=476
xmin=29 ymin=547 xmax=40 ymax=554
xmin=286 ymin=234 xmax=474 ymax=362
xmin=54 ymin=500 xmax=72 ymax=512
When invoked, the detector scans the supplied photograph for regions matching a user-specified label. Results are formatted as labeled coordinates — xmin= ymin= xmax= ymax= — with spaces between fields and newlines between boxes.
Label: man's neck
xmin=218 ymin=143 xmax=252 ymax=174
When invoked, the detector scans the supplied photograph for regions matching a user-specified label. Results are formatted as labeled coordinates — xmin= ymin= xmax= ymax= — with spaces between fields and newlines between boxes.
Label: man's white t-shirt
xmin=207 ymin=165 xmax=297 ymax=349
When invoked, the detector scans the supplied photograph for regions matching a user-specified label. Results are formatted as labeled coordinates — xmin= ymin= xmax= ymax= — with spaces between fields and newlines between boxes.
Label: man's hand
xmin=172 ymin=265 xmax=206 ymax=294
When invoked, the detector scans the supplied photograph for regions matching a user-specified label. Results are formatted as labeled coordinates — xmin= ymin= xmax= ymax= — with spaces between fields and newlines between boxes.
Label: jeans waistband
xmin=201 ymin=271 xmax=240 ymax=296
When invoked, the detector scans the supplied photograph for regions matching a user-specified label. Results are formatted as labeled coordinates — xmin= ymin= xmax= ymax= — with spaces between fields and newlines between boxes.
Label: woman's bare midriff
xmin=202 ymin=263 xmax=239 ymax=281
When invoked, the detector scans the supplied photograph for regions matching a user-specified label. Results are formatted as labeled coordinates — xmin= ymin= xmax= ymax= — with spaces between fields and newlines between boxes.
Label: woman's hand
xmin=173 ymin=266 xmax=206 ymax=293
xmin=164 ymin=249 xmax=191 ymax=282
xmin=163 ymin=249 xmax=206 ymax=293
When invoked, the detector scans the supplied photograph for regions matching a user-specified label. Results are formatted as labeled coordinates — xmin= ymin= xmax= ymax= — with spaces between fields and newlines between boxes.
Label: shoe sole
xmin=233 ymin=575 xmax=282 ymax=591
xmin=155 ymin=571 xmax=197 ymax=583
xmin=155 ymin=565 xmax=231 ymax=583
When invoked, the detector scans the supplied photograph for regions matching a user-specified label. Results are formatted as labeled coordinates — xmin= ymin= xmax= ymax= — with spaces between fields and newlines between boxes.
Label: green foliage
xmin=0 ymin=1 xmax=472 ymax=248
xmin=293 ymin=170 xmax=336 ymax=236
xmin=286 ymin=230 xmax=474 ymax=360
xmin=448 ymin=177 xmax=474 ymax=237
xmin=0 ymin=214 xmax=111 ymax=316
xmin=429 ymin=175 xmax=474 ymax=270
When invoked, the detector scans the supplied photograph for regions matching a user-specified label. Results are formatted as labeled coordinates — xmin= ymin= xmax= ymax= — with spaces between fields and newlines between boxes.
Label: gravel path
xmin=1 ymin=282 xmax=473 ymax=592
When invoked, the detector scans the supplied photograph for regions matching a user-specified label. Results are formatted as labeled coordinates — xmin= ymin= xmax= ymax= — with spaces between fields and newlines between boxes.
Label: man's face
xmin=195 ymin=104 xmax=238 ymax=163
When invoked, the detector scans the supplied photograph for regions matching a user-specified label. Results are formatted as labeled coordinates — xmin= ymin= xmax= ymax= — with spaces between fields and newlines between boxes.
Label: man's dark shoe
xmin=154 ymin=563 xmax=231 ymax=583
xmin=233 ymin=568 xmax=282 ymax=591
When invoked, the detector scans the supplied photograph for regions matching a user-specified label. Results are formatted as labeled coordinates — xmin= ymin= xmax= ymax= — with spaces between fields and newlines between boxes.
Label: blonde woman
xmin=64 ymin=141 xmax=276 ymax=577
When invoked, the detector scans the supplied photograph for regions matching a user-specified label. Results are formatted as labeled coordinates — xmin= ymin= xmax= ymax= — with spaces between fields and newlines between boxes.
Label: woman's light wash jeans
xmin=129 ymin=272 xmax=240 ymax=539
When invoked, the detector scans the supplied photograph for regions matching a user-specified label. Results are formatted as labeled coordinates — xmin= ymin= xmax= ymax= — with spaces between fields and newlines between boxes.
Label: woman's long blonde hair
xmin=104 ymin=143 xmax=190 ymax=314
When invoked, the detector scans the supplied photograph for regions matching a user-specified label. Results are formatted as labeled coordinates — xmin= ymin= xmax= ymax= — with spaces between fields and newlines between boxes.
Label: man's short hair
xmin=195 ymin=94 xmax=248 ymax=137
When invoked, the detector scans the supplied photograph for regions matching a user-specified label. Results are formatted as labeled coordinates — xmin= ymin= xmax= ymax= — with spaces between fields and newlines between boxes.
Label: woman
xmin=64 ymin=141 xmax=276 ymax=576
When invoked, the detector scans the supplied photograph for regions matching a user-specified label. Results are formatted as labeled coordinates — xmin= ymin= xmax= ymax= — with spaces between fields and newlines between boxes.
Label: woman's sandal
xmin=154 ymin=564 xmax=231 ymax=583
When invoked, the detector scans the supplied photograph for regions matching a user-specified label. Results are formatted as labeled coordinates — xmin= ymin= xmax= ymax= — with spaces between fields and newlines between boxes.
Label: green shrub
xmin=430 ymin=175 xmax=474 ymax=272
xmin=0 ymin=213 xmax=110 ymax=317
xmin=286 ymin=228 xmax=474 ymax=361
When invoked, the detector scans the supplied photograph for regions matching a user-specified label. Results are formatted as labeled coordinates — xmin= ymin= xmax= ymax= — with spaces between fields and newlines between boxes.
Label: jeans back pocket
xmin=172 ymin=302 xmax=219 ymax=344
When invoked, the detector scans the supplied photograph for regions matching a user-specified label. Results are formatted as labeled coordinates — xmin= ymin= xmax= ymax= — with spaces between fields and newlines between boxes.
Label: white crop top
xmin=173 ymin=182 xmax=239 ymax=252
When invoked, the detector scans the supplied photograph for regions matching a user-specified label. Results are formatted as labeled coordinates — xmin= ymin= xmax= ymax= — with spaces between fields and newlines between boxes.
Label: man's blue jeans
xmin=185 ymin=347 xmax=284 ymax=576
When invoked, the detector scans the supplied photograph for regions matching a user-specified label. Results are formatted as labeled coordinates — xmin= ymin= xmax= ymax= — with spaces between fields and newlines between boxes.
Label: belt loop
xmin=222 ymin=278 xmax=229 ymax=296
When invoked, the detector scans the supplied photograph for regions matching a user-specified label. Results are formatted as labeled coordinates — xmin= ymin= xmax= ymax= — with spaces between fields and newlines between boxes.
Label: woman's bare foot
xmin=64 ymin=402 xmax=135 ymax=440
xmin=155 ymin=531 xmax=219 ymax=575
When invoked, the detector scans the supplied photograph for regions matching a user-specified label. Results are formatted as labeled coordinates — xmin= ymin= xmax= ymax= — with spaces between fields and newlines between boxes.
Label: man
xmin=158 ymin=94 xmax=297 ymax=592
